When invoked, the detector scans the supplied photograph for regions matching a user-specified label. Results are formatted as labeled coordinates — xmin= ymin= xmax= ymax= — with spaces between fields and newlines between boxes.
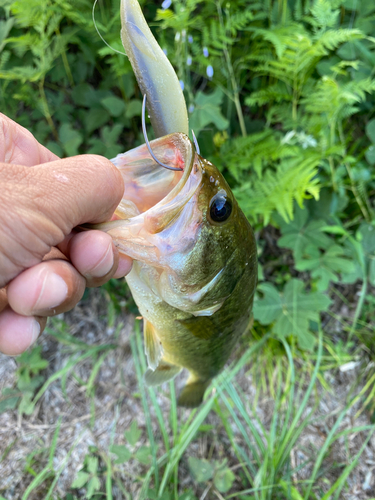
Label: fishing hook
xmin=142 ymin=94 xmax=183 ymax=171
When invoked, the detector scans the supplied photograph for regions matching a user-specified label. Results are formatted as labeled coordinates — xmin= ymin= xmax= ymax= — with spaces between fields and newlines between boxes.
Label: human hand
xmin=0 ymin=113 xmax=132 ymax=355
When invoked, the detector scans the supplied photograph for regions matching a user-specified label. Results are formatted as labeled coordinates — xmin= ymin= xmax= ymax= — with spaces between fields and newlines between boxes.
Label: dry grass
xmin=0 ymin=287 xmax=375 ymax=499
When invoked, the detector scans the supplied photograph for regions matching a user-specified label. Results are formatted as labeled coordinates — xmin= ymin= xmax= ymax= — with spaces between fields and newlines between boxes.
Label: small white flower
xmin=206 ymin=65 xmax=214 ymax=78
xmin=281 ymin=130 xmax=296 ymax=144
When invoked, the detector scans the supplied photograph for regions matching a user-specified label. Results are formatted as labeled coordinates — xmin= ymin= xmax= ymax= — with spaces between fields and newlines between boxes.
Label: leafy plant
xmin=253 ymin=279 xmax=331 ymax=349
xmin=188 ymin=457 xmax=236 ymax=493
xmin=0 ymin=345 xmax=48 ymax=415
xmin=110 ymin=421 xmax=152 ymax=465
xmin=71 ymin=453 xmax=102 ymax=499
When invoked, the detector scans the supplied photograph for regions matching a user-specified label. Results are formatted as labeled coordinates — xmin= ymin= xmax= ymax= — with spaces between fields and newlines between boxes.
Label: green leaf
xmin=124 ymin=420 xmax=142 ymax=446
xmin=18 ymin=392 xmax=35 ymax=416
xmin=274 ymin=279 xmax=331 ymax=349
xmin=358 ymin=222 xmax=375 ymax=255
xmin=307 ymin=188 xmax=348 ymax=219
xmin=296 ymin=244 xmax=355 ymax=291
xmin=255 ymin=279 xmax=331 ymax=349
xmin=178 ymin=490 xmax=198 ymax=500
xmin=71 ymin=83 xmax=97 ymax=107
xmin=279 ymin=480 xmax=304 ymax=500
xmin=135 ymin=445 xmax=152 ymax=464
xmin=102 ymin=123 xmax=123 ymax=145
xmin=365 ymin=119 xmax=375 ymax=144
xmin=45 ymin=140 xmax=63 ymax=157
xmin=71 ymin=471 xmax=90 ymax=488
xmin=253 ymin=283 xmax=283 ymax=324
xmin=17 ymin=345 xmax=48 ymax=373
xmin=109 ymin=444 xmax=132 ymax=464
xmin=59 ymin=122 xmax=83 ymax=157
xmin=101 ymin=95 xmax=125 ymax=117
xmin=365 ymin=145 xmax=375 ymax=165
xmin=0 ymin=18 xmax=15 ymax=50
xmin=125 ymin=99 xmax=142 ymax=118
xmin=87 ymin=456 xmax=98 ymax=474
xmin=189 ymin=88 xmax=229 ymax=136
xmin=87 ymin=476 xmax=101 ymax=499
xmin=0 ymin=388 xmax=20 ymax=414
xmin=188 ymin=457 xmax=215 ymax=483
xmin=369 ymin=259 xmax=375 ymax=287
xmin=276 ymin=207 xmax=332 ymax=262
xmin=214 ymin=467 xmax=235 ymax=492
xmin=85 ymin=107 xmax=110 ymax=134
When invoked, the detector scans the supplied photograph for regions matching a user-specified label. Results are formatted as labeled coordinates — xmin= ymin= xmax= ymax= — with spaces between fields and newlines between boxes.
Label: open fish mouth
xmin=112 ymin=133 xmax=196 ymax=216
xmin=96 ymin=133 xmax=203 ymax=267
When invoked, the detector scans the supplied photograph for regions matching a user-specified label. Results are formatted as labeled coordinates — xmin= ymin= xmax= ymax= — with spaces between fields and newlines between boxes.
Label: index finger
xmin=0 ymin=113 xmax=59 ymax=166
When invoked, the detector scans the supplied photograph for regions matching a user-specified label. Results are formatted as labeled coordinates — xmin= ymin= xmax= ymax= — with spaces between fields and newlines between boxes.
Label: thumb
xmin=36 ymin=154 xmax=125 ymax=227
xmin=0 ymin=155 xmax=124 ymax=286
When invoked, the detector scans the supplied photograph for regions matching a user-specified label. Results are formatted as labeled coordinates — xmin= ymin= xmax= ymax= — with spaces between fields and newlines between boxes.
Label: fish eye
xmin=209 ymin=192 xmax=232 ymax=223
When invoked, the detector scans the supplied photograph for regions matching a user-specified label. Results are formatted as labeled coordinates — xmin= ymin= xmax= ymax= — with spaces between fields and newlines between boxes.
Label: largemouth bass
xmin=98 ymin=0 xmax=257 ymax=407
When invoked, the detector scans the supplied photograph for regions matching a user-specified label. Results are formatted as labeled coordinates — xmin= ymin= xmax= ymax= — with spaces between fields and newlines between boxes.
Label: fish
xmin=96 ymin=0 xmax=257 ymax=407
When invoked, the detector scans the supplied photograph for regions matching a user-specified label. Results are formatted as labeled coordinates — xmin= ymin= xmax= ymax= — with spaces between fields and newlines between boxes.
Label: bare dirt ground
xmin=0 ymin=288 xmax=375 ymax=500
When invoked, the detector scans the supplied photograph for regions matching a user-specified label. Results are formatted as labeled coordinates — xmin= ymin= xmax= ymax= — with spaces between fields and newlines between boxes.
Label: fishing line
xmin=191 ymin=130 xmax=200 ymax=155
xmin=142 ymin=94 xmax=183 ymax=171
xmin=92 ymin=0 xmax=127 ymax=56
xmin=347 ymin=0 xmax=357 ymax=60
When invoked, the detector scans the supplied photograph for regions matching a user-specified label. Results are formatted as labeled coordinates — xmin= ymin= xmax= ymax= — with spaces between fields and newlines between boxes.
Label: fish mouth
xmin=98 ymin=133 xmax=203 ymax=265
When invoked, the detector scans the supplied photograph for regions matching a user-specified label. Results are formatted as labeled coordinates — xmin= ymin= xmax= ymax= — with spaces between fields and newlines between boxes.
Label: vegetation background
xmin=1 ymin=0 xmax=375 ymax=498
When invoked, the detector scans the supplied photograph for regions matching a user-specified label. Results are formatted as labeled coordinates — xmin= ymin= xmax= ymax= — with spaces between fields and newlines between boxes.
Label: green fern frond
xmin=234 ymin=156 xmax=321 ymax=224
xmin=303 ymin=76 xmax=375 ymax=124
xmin=316 ymin=29 xmax=364 ymax=51
xmin=309 ymin=0 xmax=340 ymax=30
xmin=245 ymin=83 xmax=292 ymax=107
xmin=226 ymin=8 xmax=255 ymax=36
xmin=248 ymin=25 xmax=301 ymax=58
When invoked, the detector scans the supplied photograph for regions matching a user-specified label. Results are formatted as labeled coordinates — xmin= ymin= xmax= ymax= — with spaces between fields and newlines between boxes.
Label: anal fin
xmin=144 ymin=360 xmax=181 ymax=387
xmin=144 ymin=319 xmax=163 ymax=371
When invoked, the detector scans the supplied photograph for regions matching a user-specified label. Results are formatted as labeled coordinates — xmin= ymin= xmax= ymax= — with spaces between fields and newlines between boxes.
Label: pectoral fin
xmin=178 ymin=316 xmax=215 ymax=340
xmin=144 ymin=360 xmax=182 ymax=387
xmin=144 ymin=319 xmax=163 ymax=371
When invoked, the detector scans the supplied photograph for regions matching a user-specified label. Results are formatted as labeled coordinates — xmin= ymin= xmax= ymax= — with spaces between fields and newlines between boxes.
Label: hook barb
xmin=142 ymin=94 xmax=183 ymax=172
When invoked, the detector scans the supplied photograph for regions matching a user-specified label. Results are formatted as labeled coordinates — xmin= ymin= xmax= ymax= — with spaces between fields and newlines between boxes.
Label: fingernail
xmin=87 ymin=242 xmax=114 ymax=278
xmin=34 ymin=272 xmax=68 ymax=311
xmin=113 ymin=255 xmax=133 ymax=279
xmin=30 ymin=319 xmax=41 ymax=345
xmin=0 ymin=311 xmax=42 ymax=356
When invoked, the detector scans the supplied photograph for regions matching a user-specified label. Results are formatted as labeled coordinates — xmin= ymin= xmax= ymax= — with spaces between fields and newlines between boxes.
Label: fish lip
xmin=141 ymin=135 xmax=202 ymax=234
xmin=150 ymin=134 xmax=196 ymax=204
